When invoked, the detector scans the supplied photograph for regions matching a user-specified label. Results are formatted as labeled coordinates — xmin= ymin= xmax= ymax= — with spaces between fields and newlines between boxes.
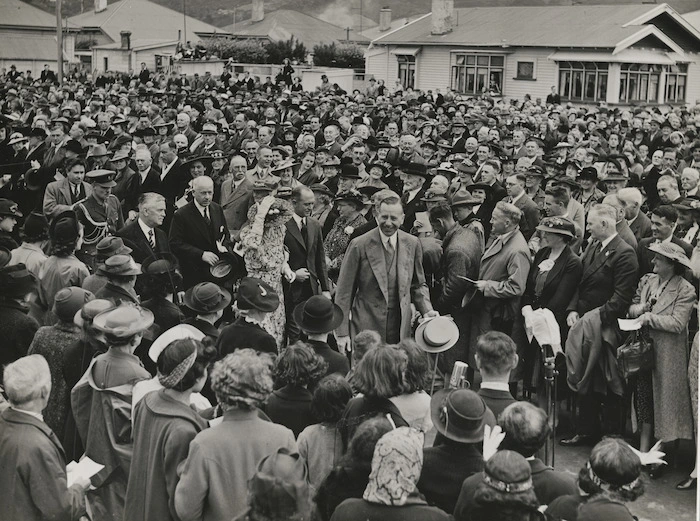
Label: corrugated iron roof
xmin=68 ymin=0 xmax=228 ymax=43
xmin=373 ymin=5 xmax=657 ymax=48
xmin=0 ymin=33 xmax=64 ymax=61
xmin=1 ymin=0 xmax=79 ymax=29
xmin=222 ymin=9 xmax=368 ymax=49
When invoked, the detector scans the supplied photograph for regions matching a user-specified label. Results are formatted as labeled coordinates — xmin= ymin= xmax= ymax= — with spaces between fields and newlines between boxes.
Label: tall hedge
xmin=312 ymin=43 xmax=365 ymax=68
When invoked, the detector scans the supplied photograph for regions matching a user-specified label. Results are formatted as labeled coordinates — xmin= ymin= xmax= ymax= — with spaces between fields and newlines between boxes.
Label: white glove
xmin=483 ymin=424 xmax=505 ymax=461
xmin=628 ymin=440 xmax=667 ymax=467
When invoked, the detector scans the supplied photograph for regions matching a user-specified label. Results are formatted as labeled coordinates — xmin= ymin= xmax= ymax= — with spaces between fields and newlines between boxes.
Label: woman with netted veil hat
xmin=239 ymin=195 xmax=295 ymax=349
xmin=174 ymin=349 xmax=296 ymax=521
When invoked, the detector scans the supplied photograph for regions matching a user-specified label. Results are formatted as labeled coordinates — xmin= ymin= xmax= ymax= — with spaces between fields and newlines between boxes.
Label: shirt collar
xmin=479 ymin=381 xmax=510 ymax=392
xmin=600 ymin=232 xmax=618 ymax=250
xmin=10 ymin=406 xmax=44 ymax=422
xmin=627 ymin=213 xmax=639 ymax=226
xmin=511 ymin=191 xmax=525 ymax=204
xmin=138 ymin=218 xmax=153 ymax=237
xmin=292 ymin=213 xmax=305 ymax=229
xmin=378 ymin=229 xmax=398 ymax=249
xmin=193 ymin=199 xmax=208 ymax=216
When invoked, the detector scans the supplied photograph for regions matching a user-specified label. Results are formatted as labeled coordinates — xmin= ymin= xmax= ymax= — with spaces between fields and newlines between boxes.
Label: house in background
xmin=366 ymin=0 xmax=700 ymax=106
xmin=69 ymin=0 xmax=229 ymax=72
xmin=0 ymin=0 xmax=80 ymax=76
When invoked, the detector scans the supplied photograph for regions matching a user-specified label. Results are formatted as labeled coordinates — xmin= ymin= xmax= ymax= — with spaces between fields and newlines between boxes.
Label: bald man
xmin=169 ymin=176 xmax=232 ymax=288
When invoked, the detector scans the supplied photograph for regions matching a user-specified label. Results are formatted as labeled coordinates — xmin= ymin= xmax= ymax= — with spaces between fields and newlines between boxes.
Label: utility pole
xmin=56 ymin=0 xmax=63 ymax=83
xmin=183 ymin=0 xmax=188 ymax=43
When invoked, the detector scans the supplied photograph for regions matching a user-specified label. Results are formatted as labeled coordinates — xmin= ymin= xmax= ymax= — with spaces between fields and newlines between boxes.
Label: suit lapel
xmin=286 ymin=219 xmax=307 ymax=251
xmin=482 ymin=234 xmax=506 ymax=261
xmin=60 ymin=179 xmax=73 ymax=203
xmin=367 ymin=230 xmax=389 ymax=302
xmin=396 ymin=232 xmax=411 ymax=297
xmin=582 ymin=237 xmax=617 ymax=280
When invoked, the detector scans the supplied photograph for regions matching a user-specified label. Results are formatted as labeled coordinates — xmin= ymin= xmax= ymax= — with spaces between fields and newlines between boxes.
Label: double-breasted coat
xmin=220 ymin=177 xmax=254 ymax=238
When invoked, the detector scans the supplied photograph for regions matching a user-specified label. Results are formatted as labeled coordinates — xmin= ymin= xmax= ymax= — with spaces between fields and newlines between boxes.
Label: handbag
xmin=616 ymin=328 xmax=654 ymax=379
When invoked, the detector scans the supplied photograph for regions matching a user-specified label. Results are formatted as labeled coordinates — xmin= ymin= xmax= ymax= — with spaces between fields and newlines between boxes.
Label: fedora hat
xmin=431 ymin=388 xmax=496 ymax=444
xmin=334 ymin=190 xmax=364 ymax=209
xmin=74 ymin=299 xmax=115 ymax=328
xmin=0 ymin=198 xmax=22 ymax=218
xmin=110 ymin=149 xmax=130 ymax=163
xmin=148 ymin=323 xmax=205 ymax=363
xmin=142 ymin=252 xmax=180 ymax=276
xmin=184 ymin=282 xmax=231 ymax=314
xmin=397 ymin=162 xmax=430 ymax=179
xmin=237 ymin=276 xmax=280 ymax=312
xmin=415 ymin=316 xmax=459 ymax=353
xmin=182 ymin=155 xmax=214 ymax=170
xmin=339 ymin=164 xmax=361 ymax=179
xmin=53 ymin=287 xmax=94 ymax=322
xmin=93 ymin=303 xmax=155 ymax=337
xmin=310 ymin=183 xmax=334 ymax=198
xmin=96 ymin=236 xmax=132 ymax=259
xmin=102 ymin=254 xmax=142 ymax=276
xmin=210 ymin=251 xmax=246 ymax=283
xmin=0 ymin=264 xmax=36 ymax=298
xmin=271 ymin=159 xmax=298 ymax=173
xmin=536 ymin=216 xmax=575 ymax=238
xmin=87 ymin=144 xmax=109 ymax=158
xmin=293 ymin=295 xmax=344 ymax=334
xmin=451 ymin=189 xmax=481 ymax=207
xmin=648 ymin=241 xmax=692 ymax=269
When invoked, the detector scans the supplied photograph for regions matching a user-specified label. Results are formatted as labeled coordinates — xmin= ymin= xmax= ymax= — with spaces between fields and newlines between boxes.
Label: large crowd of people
xmin=0 ymin=61 xmax=698 ymax=521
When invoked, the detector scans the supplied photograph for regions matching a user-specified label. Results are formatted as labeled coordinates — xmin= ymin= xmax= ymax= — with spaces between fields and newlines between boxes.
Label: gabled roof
xmin=69 ymin=0 xmax=228 ymax=43
xmin=1 ymin=0 xmax=79 ymax=30
xmin=360 ymin=13 xmax=428 ymax=42
xmin=94 ymin=39 xmax=179 ymax=51
xmin=372 ymin=4 xmax=679 ymax=48
xmin=222 ymin=9 xmax=368 ymax=49
xmin=683 ymin=9 xmax=700 ymax=32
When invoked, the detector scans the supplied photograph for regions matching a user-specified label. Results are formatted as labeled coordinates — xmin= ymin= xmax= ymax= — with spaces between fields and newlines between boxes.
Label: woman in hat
xmin=467 ymin=450 xmax=543 ymax=521
xmin=125 ymin=337 xmax=216 ymax=521
xmin=0 ymin=197 xmax=22 ymax=250
xmin=28 ymin=286 xmax=93 ymax=436
xmin=217 ymin=276 xmax=279 ymax=357
xmin=627 ymin=241 xmax=696 ymax=473
xmin=356 ymin=163 xmax=390 ymax=190
xmin=323 ymin=190 xmax=367 ymax=281
xmin=174 ymin=349 xmax=296 ymax=521
xmin=546 ymin=438 xmax=647 ymax=521
xmin=310 ymin=183 xmax=334 ymax=230
xmin=38 ymin=210 xmax=90 ymax=316
xmin=239 ymin=195 xmax=294 ymax=348
xmin=273 ymin=159 xmax=301 ymax=190
xmin=95 ymin=254 xmax=142 ymax=305
xmin=70 ymin=303 xmax=155 ymax=521
xmin=266 ymin=342 xmax=328 ymax=437
xmin=331 ymin=427 xmax=452 ymax=521
xmin=519 ymin=216 xmax=582 ymax=399
xmin=140 ymin=254 xmax=185 ymax=332
xmin=341 ymin=346 xmax=410 ymax=450
xmin=420 ymin=388 xmax=495 ymax=514
xmin=182 ymin=281 xmax=232 ymax=340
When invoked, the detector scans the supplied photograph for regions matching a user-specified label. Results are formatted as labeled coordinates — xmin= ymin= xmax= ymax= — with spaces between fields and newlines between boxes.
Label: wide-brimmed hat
xmin=86 ymin=169 xmax=117 ymax=187
xmin=0 ymin=264 xmax=36 ymax=298
xmin=96 ymin=236 xmax=132 ymax=259
xmin=466 ymin=182 xmax=491 ymax=193
xmin=536 ymin=216 xmax=576 ymax=238
xmin=577 ymin=166 xmax=599 ymax=182
xmin=672 ymin=197 xmax=700 ymax=213
xmin=421 ymin=190 xmax=448 ymax=203
xmin=8 ymin=132 xmax=27 ymax=146
xmin=52 ymin=287 xmax=94 ymax=322
xmin=210 ymin=251 xmax=246 ymax=283
xmin=201 ymin=122 xmax=218 ymax=135
xmin=64 ymin=140 xmax=85 ymax=156
xmin=237 ymin=276 xmax=279 ymax=312
xmin=102 ymin=254 xmax=142 ymax=276
xmin=339 ymin=164 xmax=361 ymax=179
xmin=148 ymin=323 xmax=205 ymax=363
xmin=184 ymin=282 xmax=232 ymax=314
xmin=310 ymin=183 xmax=334 ymax=197
xmin=87 ymin=144 xmax=109 ymax=158
xmin=74 ymin=299 xmax=115 ymax=328
xmin=415 ymin=316 xmax=459 ymax=353
xmin=554 ymin=177 xmax=580 ymax=190
xmin=293 ymin=295 xmax=344 ymax=334
xmin=271 ymin=159 xmax=297 ymax=173
xmin=334 ymin=190 xmax=364 ymax=209
xmin=525 ymin=166 xmax=546 ymax=178
xmin=49 ymin=210 xmax=80 ymax=242
xmin=367 ymin=163 xmax=389 ymax=178
xmin=93 ymin=303 xmax=155 ymax=337
xmin=110 ymin=149 xmax=130 ymax=163
xmin=142 ymin=253 xmax=180 ymax=276
xmin=431 ymin=388 xmax=495 ymax=444
xmin=648 ymin=241 xmax=692 ymax=269
xmin=397 ymin=162 xmax=430 ymax=179
xmin=451 ymin=189 xmax=481 ymax=207
xmin=182 ymin=155 xmax=214 ymax=170
xmin=604 ymin=172 xmax=628 ymax=183
xmin=0 ymin=198 xmax=22 ymax=218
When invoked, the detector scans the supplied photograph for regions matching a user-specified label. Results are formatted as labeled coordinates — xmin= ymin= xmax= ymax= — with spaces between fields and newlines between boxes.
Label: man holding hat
xmin=0 ymin=264 xmax=40 ymax=373
xmin=217 ymin=276 xmax=279 ymax=357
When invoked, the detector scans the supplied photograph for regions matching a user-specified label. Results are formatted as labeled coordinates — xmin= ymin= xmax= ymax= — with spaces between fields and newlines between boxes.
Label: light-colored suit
xmin=220 ymin=177 xmax=253 ymax=238
xmin=335 ymin=228 xmax=432 ymax=341
xmin=43 ymin=178 xmax=92 ymax=220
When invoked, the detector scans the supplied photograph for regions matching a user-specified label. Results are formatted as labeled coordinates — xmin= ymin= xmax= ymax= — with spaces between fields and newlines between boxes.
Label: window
xmin=516 ymin=61 xmax=535 ymax=80
xmin=451 ymin=53 xmax=505 ymax=95
xmin=619 ymin=63 xmax=661 ymax=103
xmin=666 ymin=63 xmax=688 ymax=103
xmin=396 ymin=55 xmax=416 ymax=90
xmin=103 ymin=56 xmax=109 ymax=71
xmin=558 ymin=61 xmax=608 ymax=102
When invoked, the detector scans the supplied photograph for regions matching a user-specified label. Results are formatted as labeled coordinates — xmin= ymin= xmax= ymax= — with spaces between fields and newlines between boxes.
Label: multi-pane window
xmin=619 ymin=63 xmax=662 ymax=103
xmin=665 ymin=63 xmax=688 ymax=103
xmin=451 ymin=54 xmax=505 ymax=95
xmin=558 ymin=61 xmax=608 ymax=102
xmin=396 ymin=55 xmax=416 ymax=89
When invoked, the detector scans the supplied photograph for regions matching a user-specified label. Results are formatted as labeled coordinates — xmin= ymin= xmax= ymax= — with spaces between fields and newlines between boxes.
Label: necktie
xmin=72 ymin=185 xmax=79 ymax=203
xmin=385 ymin=238 xmax=395 ymax=257
xmin=301 ymin=218 xmax=309 ymax=246
xmin=148 ymin=229 xmax=155 ymax=249
xmin=203 ymin=207 xmax=211 ymax=225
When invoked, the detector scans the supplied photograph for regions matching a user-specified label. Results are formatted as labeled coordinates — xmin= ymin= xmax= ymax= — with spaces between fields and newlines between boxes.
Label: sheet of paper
xmin=618 ymin=317 xmax=643 ymax=331
xmin=66 ymin=457 xmax=104 ymax=487
xmin=457 ymin=275 xmax=478 ymax=284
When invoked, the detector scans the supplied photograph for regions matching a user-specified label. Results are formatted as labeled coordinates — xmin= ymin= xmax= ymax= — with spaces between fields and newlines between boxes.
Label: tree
xmin=265 ymin=37 xmax=306 ymax=64
xmin=312 ymin=43 xmax=364 ymax=69
xmin=201 ymin=38 xmax=268 ymax=63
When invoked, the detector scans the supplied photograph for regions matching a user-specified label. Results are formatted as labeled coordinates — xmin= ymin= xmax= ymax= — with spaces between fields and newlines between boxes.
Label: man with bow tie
xmin=562 ymin=203 xmax=638 ymax=446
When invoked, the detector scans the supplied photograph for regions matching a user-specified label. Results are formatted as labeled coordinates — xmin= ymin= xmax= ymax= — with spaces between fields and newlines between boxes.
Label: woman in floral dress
xmin=323 ymin=190 xmax=366 ymax=282
xmin=239 ymin=196 xmax=294 ymax=349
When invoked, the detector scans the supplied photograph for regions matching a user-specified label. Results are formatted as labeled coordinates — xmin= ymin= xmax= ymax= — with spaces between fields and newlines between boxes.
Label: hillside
xmin=24 ymin=0 xmax=700 ymax=30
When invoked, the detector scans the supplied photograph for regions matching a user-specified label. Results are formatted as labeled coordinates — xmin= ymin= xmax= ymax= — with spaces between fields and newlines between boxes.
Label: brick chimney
xmin=251 ymin=0 xmax=264 ymax=23
xmin=95 ymin=0 xmax=107 ymax=13
xmin=379 ymin=7 xmax=391 ymax=32
xmin=120 ymin=31 xmax=131 ymax=49
xmin=431 ymin=0 xmax=454 ymax=35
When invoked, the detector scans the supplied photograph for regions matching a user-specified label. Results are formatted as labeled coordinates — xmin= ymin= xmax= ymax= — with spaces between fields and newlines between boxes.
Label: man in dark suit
xmin=562 ymin=203 xmax=638 ymax=446
xmin=284 ymin=186 xmax=331 ymax=344
xmin=169 ymin=176 xmax=232 ymax=289
xmin=397 ymin=162 xmax=428 ymax=232
xmin=618 ymin=187 xmax=652 ymax=243
xmin=505 ymin=173 xmax=541 ymax=240
xmin=0 ymin=355 xmax=90 ymax=521
xmin=157 ymin=141 xmax=188 ymax=230
xmin=117 ymin=192 xmax=170 ymax=264
xmin=220 ymin=155 xmax=253 ymax=240
xmin=474 ymin=331 xmax=518 ymax=415
xmin=228 ymin=114 xmax=254 ymax=153
xmin=134 ymin=148 xmax=161 ymax=201
xmin=637 ymin=204 xmax=692 ymax=275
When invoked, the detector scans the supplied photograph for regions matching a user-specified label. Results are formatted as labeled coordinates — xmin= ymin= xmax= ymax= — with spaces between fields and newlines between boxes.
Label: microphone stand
xmin=542 ymin=344 xmax=558 ymax=467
